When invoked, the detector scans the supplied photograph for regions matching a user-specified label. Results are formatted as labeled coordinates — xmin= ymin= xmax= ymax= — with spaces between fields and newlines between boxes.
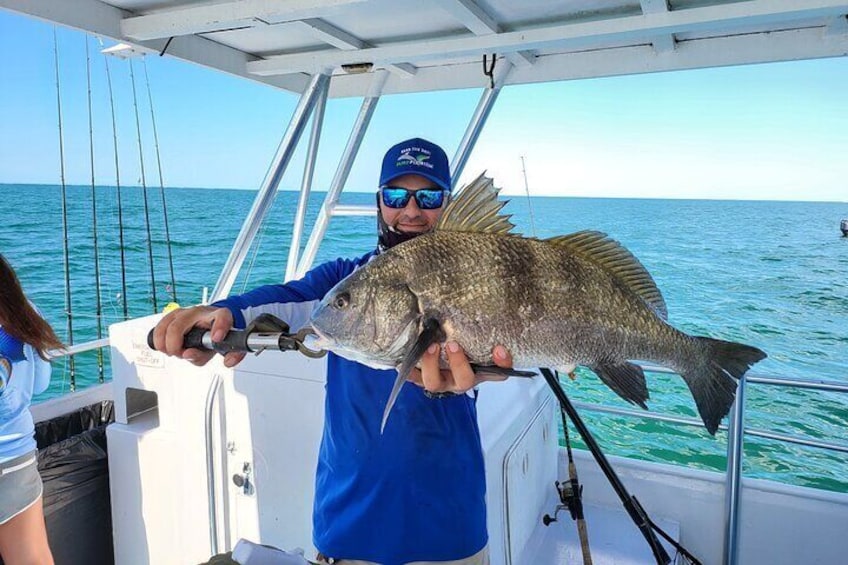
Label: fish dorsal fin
xmin=435 ymin=173 xmax=515 ymax=234
xmin=549 ymin=231 xmax=668 ymax=320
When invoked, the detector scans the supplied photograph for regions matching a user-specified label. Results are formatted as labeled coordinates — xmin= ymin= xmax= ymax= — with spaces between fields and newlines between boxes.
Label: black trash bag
xmin=24 ymin=401 xmax=115 ymax=565
xmin=35 ymin=400 xmax=114 ymax=449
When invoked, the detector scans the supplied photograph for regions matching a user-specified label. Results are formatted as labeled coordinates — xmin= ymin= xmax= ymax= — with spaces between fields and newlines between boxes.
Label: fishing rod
xmin=54 ymin=28 xmax=76 ymax=392
xmin=101 ymin=42 xmax=129 ymax=320
xmin=520 ymin=155 xmax=537 ymax=237
xmin=538 ymin=368 xmax=702 ymax=565
xmin=129 ymin=58 xmax=159 ymax=313
xmin=85 ymin=37 xmax=105 ymax=384
xmin=543 ymin=384 xmax=592 ymax=564
xmin=142 ymin=57 xmax=178 ymax=304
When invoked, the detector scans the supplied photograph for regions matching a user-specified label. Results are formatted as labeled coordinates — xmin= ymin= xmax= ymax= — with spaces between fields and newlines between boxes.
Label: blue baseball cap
xmin=379 ymin=138 xmax=451 ymax=191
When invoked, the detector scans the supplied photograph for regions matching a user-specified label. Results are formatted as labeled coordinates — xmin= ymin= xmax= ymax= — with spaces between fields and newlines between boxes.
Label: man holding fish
xmin=152 ymin=138 xmax=510 ymax=565
xmin=155 ymin=136 xmax=766 ymax=565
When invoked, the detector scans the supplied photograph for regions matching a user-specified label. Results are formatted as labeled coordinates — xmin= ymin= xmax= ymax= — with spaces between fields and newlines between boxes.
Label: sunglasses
xmin=380 ymin=186 xmax=447 ymax=210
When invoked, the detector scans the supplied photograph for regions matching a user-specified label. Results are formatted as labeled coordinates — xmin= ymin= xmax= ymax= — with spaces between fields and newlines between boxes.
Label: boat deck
xmin=522 ymin=501 xmax=680 ymax=565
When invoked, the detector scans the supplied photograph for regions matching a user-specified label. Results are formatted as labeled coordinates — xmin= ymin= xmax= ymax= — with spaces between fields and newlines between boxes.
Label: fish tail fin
xmin=681 ymin=338 xmax=767 ymax=435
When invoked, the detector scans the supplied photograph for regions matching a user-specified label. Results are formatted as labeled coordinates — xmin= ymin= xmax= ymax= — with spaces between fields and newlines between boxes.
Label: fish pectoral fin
xmin=589 ymin=362 xmax=649 ymax=410
xmin=380 ymin=372 xmax=408 ymax=436
xmin=380 ymin=316 xmax=446 ymax=434
xmin=470 ymin=365 xmax=536 ymax=378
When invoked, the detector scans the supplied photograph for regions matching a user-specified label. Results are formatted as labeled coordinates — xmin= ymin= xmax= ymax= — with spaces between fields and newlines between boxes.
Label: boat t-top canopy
xmin=4 ymin=0 xmax=848 ymax=98
xmin=7 ymin=0 xmax=847 ymax=301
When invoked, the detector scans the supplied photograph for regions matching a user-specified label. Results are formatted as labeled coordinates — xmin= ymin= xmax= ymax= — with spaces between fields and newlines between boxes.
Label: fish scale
xmin=393 ymin=231 xmax=667 ymax=369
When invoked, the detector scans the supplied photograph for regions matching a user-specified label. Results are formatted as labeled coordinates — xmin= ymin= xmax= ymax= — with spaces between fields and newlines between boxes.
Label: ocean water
xmin=1 ymin=182 xmax=846 ymax=492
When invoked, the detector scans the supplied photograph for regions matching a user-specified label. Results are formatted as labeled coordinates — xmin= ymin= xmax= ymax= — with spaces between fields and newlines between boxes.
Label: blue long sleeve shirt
xmin=0 ymin=325 xmax=52 ymax=463
xmin=214 ymin=251 xmax=487 ymax=565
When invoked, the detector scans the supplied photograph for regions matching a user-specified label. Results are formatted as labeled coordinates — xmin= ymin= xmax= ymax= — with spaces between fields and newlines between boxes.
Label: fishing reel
xmin=542 ymin=478 xmax=583 ymax=526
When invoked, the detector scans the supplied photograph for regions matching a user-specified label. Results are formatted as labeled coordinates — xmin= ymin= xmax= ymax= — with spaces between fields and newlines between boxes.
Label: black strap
xmin=483 ymin=53 xmax=497 ymax=88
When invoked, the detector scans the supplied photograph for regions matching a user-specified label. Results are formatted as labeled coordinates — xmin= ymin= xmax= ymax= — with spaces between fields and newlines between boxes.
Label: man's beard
xmin=377 ymin=210 xmax=421 ymax=251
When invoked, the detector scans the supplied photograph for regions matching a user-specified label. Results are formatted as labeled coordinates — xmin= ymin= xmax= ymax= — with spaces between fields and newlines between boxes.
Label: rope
xmin=143 ymin=57 xmax=178 ymax=304
xmin=129 ymin=59 xmax=159 ymax=312
xmin=53 ymin=28 xmax=76 ymax=392
xmin=101 ymin=40 xmax=130 ymax=320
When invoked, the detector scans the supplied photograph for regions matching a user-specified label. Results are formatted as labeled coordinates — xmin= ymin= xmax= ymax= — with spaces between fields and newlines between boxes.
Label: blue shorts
xmin=0 ymin=450 xmax=42 ymax=525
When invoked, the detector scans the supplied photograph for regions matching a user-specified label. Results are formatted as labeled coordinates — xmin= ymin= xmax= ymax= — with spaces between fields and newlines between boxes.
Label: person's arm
xmin=152 ymin=257 xmax=364 ymax=367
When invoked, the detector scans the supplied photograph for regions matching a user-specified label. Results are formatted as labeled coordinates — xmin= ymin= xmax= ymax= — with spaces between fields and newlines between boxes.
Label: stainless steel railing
xmin=47 ymin=338 xmax=847 ymax=564
xmin=566 ymin=364 xmax=848 ymax=565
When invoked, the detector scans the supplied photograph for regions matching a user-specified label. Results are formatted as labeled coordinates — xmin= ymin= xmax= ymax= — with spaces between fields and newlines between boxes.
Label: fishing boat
xmin=4 ymin=1 xmax=848 ymax=564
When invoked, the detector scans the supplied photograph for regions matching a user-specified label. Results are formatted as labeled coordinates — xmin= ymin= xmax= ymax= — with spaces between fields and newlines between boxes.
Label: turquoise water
xmin=1 ymin=182 xmax=846 ymax=491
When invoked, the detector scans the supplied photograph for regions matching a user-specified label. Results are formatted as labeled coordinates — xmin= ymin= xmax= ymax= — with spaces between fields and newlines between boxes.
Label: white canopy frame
xmin=3 ymin=0 xmax=846 ymax=98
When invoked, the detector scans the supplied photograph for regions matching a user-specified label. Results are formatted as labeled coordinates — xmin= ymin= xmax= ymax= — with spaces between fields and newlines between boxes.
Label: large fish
xmin=309 ymin=174 xmax=766 ymax=434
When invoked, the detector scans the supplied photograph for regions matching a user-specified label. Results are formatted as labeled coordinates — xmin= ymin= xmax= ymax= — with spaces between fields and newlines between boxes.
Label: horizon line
xmin=0 ymin=181 xmax=845 ymax=205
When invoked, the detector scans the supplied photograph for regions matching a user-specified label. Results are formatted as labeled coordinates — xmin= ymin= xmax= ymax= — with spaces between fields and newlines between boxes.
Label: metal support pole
xmin=210 ymin=73 xmax=330 ymax=301
xmin=296 ymin=70 xmax=388 ymax=278
xmin=723 ymin=375 xmax=747 ymax=565
xmin=450 ymin=61 xmax=513 ymax=189
xmin=204 ymin=373 xmax=222 ymax=556
xmin=285 ymin=78 xmax=329 ymax=282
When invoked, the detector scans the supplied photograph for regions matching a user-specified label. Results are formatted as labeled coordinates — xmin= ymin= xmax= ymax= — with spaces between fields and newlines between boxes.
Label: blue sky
xmin=1 ymin=9 xmax=846 ymax=202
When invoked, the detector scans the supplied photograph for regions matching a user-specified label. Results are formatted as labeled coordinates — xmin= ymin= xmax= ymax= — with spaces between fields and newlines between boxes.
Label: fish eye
xmin=333 ymin=292 xmax=350 ymax=309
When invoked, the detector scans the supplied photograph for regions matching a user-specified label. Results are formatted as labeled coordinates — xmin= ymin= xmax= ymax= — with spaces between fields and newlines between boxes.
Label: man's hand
xmin=408 ymin=342 xmax=514 ymax=395
xmin=151 ymin=305 xmax=246 ymax=368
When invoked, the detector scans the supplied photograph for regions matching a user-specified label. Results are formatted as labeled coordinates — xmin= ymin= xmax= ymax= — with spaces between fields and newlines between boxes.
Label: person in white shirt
xmin=0 ymin=253 xmax=63 ymax=565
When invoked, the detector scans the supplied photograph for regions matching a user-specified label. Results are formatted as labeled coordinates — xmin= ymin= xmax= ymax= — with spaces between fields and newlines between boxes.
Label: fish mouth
xmin=304 ymin=324 xmax=334 ymax=350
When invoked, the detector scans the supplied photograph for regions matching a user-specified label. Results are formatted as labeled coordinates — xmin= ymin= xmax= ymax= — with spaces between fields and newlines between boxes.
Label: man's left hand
xmin=409 ymin=342 xmax=514 ymax=395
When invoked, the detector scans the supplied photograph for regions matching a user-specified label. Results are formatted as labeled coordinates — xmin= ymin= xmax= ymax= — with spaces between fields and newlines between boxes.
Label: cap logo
xmin=396 ymin=147 xmax=434 ymax=170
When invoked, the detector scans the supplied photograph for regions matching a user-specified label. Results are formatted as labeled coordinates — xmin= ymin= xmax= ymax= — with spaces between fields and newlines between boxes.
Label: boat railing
xmin=574 ymin=365 xmax=848 ymax=454
xmin=49 ymin=343 xmax=848 ymax=458
xmin=48 ymin=338 xmax=847 ymax=565
xmin=52 ymin=340 xmax=848 ymax=460
xmin=572 ymin=364 xmax=848 ymax=565
xmin=50 ymin=338 xmax=110 ymax=358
